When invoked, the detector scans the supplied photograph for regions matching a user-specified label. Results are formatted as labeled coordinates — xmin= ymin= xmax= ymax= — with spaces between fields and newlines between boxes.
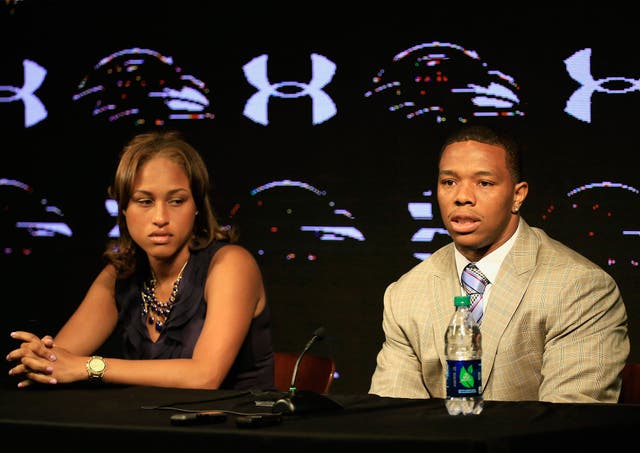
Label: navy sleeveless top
xmin=114 ymin=241 xmax=274 ymax=390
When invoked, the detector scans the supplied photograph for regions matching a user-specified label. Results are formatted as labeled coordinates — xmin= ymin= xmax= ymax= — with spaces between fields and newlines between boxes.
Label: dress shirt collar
xmin=455 ymin=218 xmax=522 ymax=285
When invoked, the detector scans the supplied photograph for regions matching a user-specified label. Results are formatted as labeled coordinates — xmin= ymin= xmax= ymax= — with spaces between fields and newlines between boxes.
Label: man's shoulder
xmin=525 ymin=224 xmax=609 ymax=274
xmin=397 ymin=243 xmax=454 ymax=281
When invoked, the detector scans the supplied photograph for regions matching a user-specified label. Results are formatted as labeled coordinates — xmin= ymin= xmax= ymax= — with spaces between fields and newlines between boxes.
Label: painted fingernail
xmin=49 ymin=354 xmax=57 ymax=361
xmin=46 ymin=366 xmax=53 ymax=373
xmin=49 ymin=378 xmax=57 ymax=384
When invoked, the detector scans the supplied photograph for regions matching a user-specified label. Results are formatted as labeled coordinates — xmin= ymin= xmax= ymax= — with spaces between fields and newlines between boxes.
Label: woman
xmin=7 ymin=130 xmax=274 ymax=390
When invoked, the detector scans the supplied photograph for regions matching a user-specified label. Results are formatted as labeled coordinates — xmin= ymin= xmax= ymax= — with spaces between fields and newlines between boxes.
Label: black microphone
xmin=272 ymin=327 xmax=342 ymax=415
xmin=288 ymin=326 xmax=325 ymax=395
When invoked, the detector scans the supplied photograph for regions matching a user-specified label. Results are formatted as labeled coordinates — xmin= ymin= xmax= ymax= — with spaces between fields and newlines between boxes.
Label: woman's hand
xmin=6 ymin=330 xmax=89 ymax=388
xmin=6 ymin=331 xmax=58 ymax=387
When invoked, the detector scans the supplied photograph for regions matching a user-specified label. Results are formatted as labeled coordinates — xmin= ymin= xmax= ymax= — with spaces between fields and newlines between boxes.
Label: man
xmin=369 ymin=124 xmax=629 ymax=402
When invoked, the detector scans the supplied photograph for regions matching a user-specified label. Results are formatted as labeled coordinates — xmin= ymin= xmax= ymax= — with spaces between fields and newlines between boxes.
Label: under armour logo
xmin=0 ymin=59 xmax=48 ymax=127
xmin=565 ymin=48 xmax=640 ymax=123
xmin=243 ymin=53 xmax=337 ymax=125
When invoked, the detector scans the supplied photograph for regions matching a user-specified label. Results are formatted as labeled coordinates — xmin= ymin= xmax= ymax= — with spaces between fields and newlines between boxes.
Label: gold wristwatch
xmin=86 ymin=356 xmax=107 ymax=382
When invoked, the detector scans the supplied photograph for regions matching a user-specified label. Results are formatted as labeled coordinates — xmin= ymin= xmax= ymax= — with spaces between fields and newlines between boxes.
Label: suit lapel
xmin=430 ymin=245 xmax=462 ymax=369
xmin=480 ymin=220 xmax=538 ymax=386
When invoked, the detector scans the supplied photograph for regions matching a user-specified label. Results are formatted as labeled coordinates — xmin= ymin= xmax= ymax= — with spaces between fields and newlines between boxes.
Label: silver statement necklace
xmin=141 ymin=259 xmax=189 ymax=333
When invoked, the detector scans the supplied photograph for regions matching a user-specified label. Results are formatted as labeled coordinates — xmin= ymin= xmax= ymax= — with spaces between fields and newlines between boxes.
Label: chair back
xmin=274 ymin=351 xmax=336 ymax=394
xmin=620 ymin=362 xmax=640 ymax=404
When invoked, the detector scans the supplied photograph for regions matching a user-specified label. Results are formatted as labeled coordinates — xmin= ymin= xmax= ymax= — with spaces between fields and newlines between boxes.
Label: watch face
xmin=90 ymin=358 xmax=106 ymax=373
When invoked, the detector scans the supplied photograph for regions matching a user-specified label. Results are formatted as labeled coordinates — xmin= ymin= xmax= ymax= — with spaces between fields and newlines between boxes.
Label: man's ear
xmin=514 ymin=181 xmax=528 ymax=204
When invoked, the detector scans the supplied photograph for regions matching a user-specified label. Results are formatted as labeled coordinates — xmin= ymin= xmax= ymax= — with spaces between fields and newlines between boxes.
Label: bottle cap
xmin=454 ymin=295 xmax=471 ymax=307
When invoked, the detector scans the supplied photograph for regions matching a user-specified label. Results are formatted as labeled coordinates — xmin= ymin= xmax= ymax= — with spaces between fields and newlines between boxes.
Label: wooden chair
xmin=619 ymin=362 xmax=640 ymax=404
xmin=273 ymin=351 xmax=336 ymax=394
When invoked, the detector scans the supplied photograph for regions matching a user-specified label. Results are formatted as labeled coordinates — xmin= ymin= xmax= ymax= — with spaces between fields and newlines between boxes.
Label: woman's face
xmin=123 ymin=156 xmax=197 ymax=263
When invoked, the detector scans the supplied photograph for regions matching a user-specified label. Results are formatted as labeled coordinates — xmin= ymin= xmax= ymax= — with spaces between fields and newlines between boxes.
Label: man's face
xmin=437 ymin=139 xmax=526 ymax=261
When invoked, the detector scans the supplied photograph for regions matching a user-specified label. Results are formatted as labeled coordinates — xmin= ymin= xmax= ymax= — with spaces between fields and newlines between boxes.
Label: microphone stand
xmin=272 ymin=327 xmax=343 ymax=415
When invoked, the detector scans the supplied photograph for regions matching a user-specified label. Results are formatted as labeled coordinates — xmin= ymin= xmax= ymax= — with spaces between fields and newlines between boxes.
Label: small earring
xmin=513 ymin=205 xmax=520 ymax=213
xmin=195 ymin=210 xmax=199 ymax=215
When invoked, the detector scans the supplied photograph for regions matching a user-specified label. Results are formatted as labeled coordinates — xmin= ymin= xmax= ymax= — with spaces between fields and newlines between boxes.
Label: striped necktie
xmin=462 ymin=263 xmax=490 ymax=324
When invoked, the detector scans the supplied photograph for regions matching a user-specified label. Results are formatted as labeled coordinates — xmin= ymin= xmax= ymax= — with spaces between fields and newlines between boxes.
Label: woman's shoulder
xmin=197 ymin=241 xmax=257 ymax=267
xmin=213 ymin=243 xmax=257 ymax=264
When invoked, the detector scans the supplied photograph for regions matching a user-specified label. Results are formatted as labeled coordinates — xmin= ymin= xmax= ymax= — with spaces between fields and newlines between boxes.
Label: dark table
xmin=1 ymin=383 xmax=638 ymax=451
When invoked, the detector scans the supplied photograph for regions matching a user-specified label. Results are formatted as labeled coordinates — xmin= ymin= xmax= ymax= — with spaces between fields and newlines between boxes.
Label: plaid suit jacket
xmin=369 ymin=219 xmax=629 ymax=403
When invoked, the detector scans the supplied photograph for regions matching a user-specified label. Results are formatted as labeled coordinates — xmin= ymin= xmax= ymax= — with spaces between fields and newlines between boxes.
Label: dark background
xmin=2 ymin=1 xmax=638 ymax=393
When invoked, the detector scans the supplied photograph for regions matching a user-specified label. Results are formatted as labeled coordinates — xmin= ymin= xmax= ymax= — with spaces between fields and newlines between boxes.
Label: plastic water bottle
xmin=445 ymin=295 xmax=483 ymax=415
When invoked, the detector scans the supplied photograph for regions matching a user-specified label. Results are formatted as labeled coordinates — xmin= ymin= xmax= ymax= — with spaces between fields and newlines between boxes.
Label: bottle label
xmin=446 ymin=359 xmax=482 ymax=397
